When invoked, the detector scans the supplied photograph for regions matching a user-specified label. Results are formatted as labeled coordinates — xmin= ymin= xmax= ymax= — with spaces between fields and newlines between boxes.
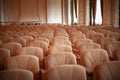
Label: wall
xmin=1 ymin=0 xmax=47 ymax=23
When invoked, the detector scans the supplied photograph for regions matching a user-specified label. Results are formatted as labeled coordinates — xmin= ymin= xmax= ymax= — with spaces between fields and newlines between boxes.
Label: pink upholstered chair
xmin=6 ymin=55 xmax=39 ymax=80
xmin=105 ymin=41 xmax=120 ymax=60
xmin=0 ymin=36 xmax=13 ymax=43
xmin=42 ymin=65 xmax=87 ymax=80
xmin=114 ymin=49 xmax=120 ymax=61
xmin=20 ymin=36 xmax=33 ymax=46
xmin=28 ymin=41 xmax=48 ymax=56
xmin=34 ymin=37 xmax=50 ymax=46
xmin=48 ymin=45 xmax=73 ymax=55
xmin=80 ymin=49 xmax=109 ymax=73
xmin=75 ymin=39 xmax=93 ymax=48
xmin=10 ymin=38 xmax=26 ymax=47
xmin=0 ymin=40 xmax=2 ymax=45
xmin=93 ymin=61 xmax=120 ymax=80
xmin=0 ymin=48 xmax=10 ymax=70
xmin=0 ymin=69 xmax=33 ymax=80
xmin=44 ymin=52 xmax=77 ymax=69
xmin=52 ymin=38 xmax=72 ymax=46
xmin=78 ymin=43 xmax=101 ymax=56
xmin=1 ymin=42 xmax=22 ymax=56
xmin=17 ymin=46 xmax=44 ymax=62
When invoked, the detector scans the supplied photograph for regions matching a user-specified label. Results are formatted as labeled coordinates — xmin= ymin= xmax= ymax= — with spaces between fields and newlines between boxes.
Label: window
xmin=95 ymin=0 xmax=102 ymax=25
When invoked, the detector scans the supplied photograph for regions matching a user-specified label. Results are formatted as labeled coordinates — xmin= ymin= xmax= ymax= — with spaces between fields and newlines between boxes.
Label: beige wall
xmin=8 ymin=0 xmax=47 ymax=23
xmin=9 ymin=0 xmax=19 ymax=21
xmin=20 ymin=0 xmax=39 ymax=21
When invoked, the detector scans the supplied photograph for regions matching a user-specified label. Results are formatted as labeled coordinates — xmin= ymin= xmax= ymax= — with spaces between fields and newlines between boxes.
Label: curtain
xmin=92 ymin=0 xmax=96 ymax=25
xmin=47 ymin=0 xmax=62 ymax=23
xmin=101 ymin=0 xmax=103 ymax=24
xmin=38 ymin=0 xmax=47 ymax=23
xmin=78 ymin=0 xmax=86 ymax=26
xmin=62 ymin=0 xmax=68 ymax=24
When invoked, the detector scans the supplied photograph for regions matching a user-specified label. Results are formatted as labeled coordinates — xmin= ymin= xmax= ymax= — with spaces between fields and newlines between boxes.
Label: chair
xmin=53 ymin=36 xmax=69 ymax=40
xmin=0 ymin=40 xmax=2 ymax=45
xmin=93 ymin=61 xmax=120 ymax=80
xmin=6 ymin=55 xmax=39 ymax=80
xmin=1 ymin=42 xmax=22 ymax=56
xmin=80 ymin=49 xmax=109 ymax=73
xmin=28 ymin=41 xmax=48 ymax=56
xmin=34 ymin=37 xmax=50 ymax=46
xmin=104 ymin=41 xmax=120 ymax=59
xmin=52 ymin=39 xmax=72 ymax=46
xmin=98 ymin=37 xmax=116 ymax=49
xmin=48 ymin=45 xmax=73 ymax=55
xmin=0 ymin=69 xmax=33 ymax=80
xmin=17 ymin=46 xmax=44 ymax=62
xmin=70 ymin=35 xmax=86 ymax=44
xmin=10 ymin=38 xmax=26 ymax=47
xmin=78 ymin=43 xmax=101 ymax=56
xmin=42 ymin=65 xmax=87 ymax=80
xmin=75 ymin=39 xmax=93 ymax=49
xmin=0 ymin=36 xmax=13 ymax=43
xmin=0 ymin=48 xmax=10 ymax=70
xmin=88 ymin=33 xmax=104 ymax=43
xmin=44 ymin=53 xmax=77 ymax=69
xmin=20 ymin=36 xmax=33 ymax=46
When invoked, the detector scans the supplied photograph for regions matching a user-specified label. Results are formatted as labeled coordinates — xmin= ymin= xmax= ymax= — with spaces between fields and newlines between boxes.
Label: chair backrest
xmin=10 ymin=38 xmax=26 ymax=47
xmin=6 ymin=55 xmax=39 ymax=80
xmin=93 ymin=61 xmax=120 ymax=80
xmin=0 ymin=48 xmax=10 ymax=70
xmin=48 ymin=45 xmax=73 ymax=55
xmin=0 ymin=36 xmax=13 ymax=43
xmin=1 ymin=42 xmax=22 ymax=56
xmin=43 ymin=65 xmax=87 ymax=80
xmin=34 ymin=37 xmax=50 ymax=46
xmin=20 ymin=36 xmax=33 ymax=42
xmin=98 ymin=37 xmax=116 ymax=49
xmin=75 ymin=39 xmax=93 ymax=48
xmin=0 ymin=40 xmax=2 ymax=45
xmin=0 ymin=69 xmax=33 ymax=80
xmin=80 ymin=49 xmax=109 ymax=72
xmin=105 ymin=41 xmax=120 ymax=58
xmin=78 ymin=43 xmax=101 ymax=55
xmin=53 ymin=36 xmax=69 ymax=41
xmin=114 ymin=49 xmax=120 ymax=61
xmin=17 ymin=46 xmax=44 ymax=61
xmin=52 ymin=39 xmax=72 ymax=46
xmin=20 ymin=36 xmax=33 ymax=46
xmin=28 ymin=41 xmax=48 ymax=56
xmin=44 ymin=53 xmax=77 ymax=69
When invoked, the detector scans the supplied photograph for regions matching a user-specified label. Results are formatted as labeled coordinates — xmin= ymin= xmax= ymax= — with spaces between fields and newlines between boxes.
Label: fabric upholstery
xmin=6 ymin=55 xmax=39 ymax=80
xmin=80 ymin=49 xmax=109 ymax=72
xmin=44 ymin=53 xmax=77 ymax=69
xmin=10 ymin=38 xmax=26 ymax=47
xmin=93 ymin=61 xmax=120 ymax=80
xmin=48 ymin=45 xmax=73 ymax=55
xmin=17 ymin=46 xmax=43 ymax=61
xmin=28 ymin=41 xmax=48 ymax=54
xmin=0 ymin=69 xmax=33 ymax=80
xmin=1 ymin=42 xmax=22 ymax=56
xmin=0 ymin=48 xmax=10 ymax=70
xmin=43 ymin=65 xmax=87 ymax=80
xmin=78 ymin=43 xmax=101 ymax=55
